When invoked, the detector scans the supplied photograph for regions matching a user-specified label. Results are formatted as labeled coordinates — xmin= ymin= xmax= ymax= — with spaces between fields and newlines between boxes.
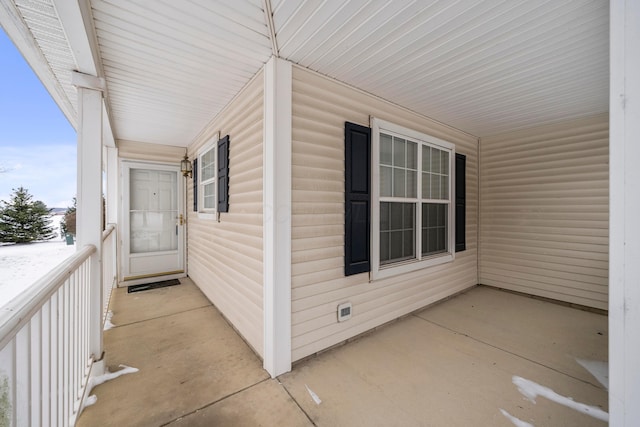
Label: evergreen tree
xmin=60 ymin=197 xmax=77 ymax=236
xmin=0 ymin=187 xmax=56 ymax=243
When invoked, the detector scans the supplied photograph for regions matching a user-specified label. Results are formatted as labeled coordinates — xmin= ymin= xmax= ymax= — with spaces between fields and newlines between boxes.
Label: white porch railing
xmin=0 ymin=244 xmax=99 ymax=426
xmin=102 ymin=224 xmax=117 ymax=322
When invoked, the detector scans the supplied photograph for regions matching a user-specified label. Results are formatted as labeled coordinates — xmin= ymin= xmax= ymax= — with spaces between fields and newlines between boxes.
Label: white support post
xmin=610 ymin=0 xmax=640 ymax=425
xmin=74 ymin=74 xmax=105 ymax=372
xmin=263 ymin=57 xmax=292 ymax=377
xmin=105 ymin=146 xmax=118 ymax=225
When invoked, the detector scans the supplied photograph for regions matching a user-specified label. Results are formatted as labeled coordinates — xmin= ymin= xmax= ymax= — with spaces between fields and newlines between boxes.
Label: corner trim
xmin=263 ymin=57 xmax=292 ymax=377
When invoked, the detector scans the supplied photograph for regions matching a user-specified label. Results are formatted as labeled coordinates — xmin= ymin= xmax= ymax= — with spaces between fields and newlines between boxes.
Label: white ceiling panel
xmin=3 ymin=0 xmax=609 ymax=144
xmin=90 ymin=0 xmax=272 ymax=146
xmin=274 ymin=0 xmax=609 ymax=137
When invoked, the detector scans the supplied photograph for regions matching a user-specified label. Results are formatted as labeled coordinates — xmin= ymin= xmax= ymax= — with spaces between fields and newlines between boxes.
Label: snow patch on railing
xmin=512 ymin=376 xmax=608 ymax=422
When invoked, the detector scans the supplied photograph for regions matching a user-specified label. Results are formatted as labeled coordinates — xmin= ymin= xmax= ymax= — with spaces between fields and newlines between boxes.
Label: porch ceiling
xmin=1 ymin=0 xmax=609 ymax=145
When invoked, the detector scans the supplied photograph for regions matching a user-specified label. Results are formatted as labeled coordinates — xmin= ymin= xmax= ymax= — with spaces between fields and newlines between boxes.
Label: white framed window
xmin=371 ymin=118 xmax=455 ymax=279
xmin=198 ymin=138 xmax=217 ymax=218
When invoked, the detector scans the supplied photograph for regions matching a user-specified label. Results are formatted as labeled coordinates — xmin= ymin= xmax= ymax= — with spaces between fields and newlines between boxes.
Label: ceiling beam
xmin=53 ymin=0 xmax=117 ymax=141
xmin=262 ymin=0 xmax=279 ymax=57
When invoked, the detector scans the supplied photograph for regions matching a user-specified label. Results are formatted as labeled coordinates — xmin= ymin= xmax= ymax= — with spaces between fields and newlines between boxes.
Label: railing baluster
xmin=63 ymin=277 xmax=70 ymax=425
xmin=15 ymin=328 xmax=30 ymax=425
xmin=41 ymin=301 xmax=50 ymax=427
xmin=57 ymin=287 xmax=63 ymax=427
xmin=30 ymin=312 xmax=41 ymax=427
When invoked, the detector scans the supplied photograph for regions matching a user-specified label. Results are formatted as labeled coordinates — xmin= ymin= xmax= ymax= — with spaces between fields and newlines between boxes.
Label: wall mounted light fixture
xmin=180 ymin=153 xmax=192 ymax=178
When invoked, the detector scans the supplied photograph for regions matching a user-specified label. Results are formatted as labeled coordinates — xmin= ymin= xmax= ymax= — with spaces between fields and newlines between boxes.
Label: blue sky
xmin=0 ymin=28 xmax=76 ymax=209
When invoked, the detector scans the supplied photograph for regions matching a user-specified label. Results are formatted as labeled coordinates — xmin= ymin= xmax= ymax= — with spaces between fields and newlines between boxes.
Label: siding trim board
xmin=263 ymin=57 xmax=293 ymax=377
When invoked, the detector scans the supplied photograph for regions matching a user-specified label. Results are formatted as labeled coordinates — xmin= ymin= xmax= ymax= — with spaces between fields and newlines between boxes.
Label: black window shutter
xmin=345 ymin=122 xmax=371 ymax=276
xmin=192 ymin=158 xmax=198 ymax=212
xmin=455 ymin=153 xmax=466 ymax=252
xmin=217 ymin=135 xmax=230 ymax=212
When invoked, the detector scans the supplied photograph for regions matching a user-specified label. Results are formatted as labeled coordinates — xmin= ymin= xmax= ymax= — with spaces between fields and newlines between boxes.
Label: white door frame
xmin=119 ymin=160 xmax=186 ymax=286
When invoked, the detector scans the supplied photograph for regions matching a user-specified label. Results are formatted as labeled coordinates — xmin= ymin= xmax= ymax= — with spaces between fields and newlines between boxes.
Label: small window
xmin=372 ymin=119 xmax=455 ymax=279
xmin=198 ymin=139 xmax=217 ymax=215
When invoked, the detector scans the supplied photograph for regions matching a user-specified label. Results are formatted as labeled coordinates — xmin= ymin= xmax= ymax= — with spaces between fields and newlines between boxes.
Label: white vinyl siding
xmin=186 ymin=71 xmax=264 ymax=356
xmin=479 ymin=114 xmax=608 ymax=310
xmin=290 ymin=66 xmax=478 ymax=362
xmin=118 ymin=140 xmax=185 ymax=163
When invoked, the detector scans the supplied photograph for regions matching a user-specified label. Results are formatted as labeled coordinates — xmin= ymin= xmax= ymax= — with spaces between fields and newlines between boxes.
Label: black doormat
xmin=127 ymin=279 xmax=181 ymax=293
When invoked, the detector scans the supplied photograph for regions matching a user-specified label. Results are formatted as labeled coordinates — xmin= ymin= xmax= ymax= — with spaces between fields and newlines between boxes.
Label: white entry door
xmin=121 ymin=162 xmax=185 ymax=284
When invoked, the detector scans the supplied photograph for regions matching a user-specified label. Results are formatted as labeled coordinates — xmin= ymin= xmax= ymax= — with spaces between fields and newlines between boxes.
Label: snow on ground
xmin=0 ymin=214 xmax=75 ymax=309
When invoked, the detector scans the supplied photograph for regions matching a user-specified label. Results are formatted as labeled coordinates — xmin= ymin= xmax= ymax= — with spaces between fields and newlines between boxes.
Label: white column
xmin=610 ymin=0 xmax=640 ymax=425
xmin=263 ymin=57 xmax=292 ymax=377
xmin=105 ymin=146 xmax=118 ymax=225
xmin=73 ymin=72 xmax=105 ymax=369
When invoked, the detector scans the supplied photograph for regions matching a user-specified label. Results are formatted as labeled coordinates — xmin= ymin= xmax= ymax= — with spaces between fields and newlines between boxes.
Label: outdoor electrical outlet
xmin=337 ymin=302 xmax=352 ymax=322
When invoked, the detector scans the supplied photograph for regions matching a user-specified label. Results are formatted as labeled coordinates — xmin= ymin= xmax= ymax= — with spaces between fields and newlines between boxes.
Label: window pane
xmin=422 ymin=172 xmax=430 ymax=199
xmin=203 ymin=183 xmax=216 ymax=209
xmin=390 ymin=202 xmax=403 ymax=229
xmin=380 ymin=134 xmax=393 ymax=165
xmin=407 ymin=170 xmax=417 ymax=198
xmin=407 ymin=141 xmax=417 ymax=169
xmin=441 ymin=174 xmax=449 ymax=199
xmin=381 ymin=202 xmax=415 ymax=265
xmin=431 ymin=149 xmax=441 ymax=174
xmin=422 ymin=146 xmax=431 ymax=172
xmin=389 ymin=231 xmax=403 ymax=260
xmin=403 ymin=230 xmax=414 ymax=258
xmin=380 ymin=166 xmax=392 ymax=197
xmin=201 ymin=149 xmax=215 ymax=181
xmin=380 ymin=231 xmax=390 ymax=262
xmin=422 ymin=203 xmax=448 ymax=256
xmin=403 ymin=202 xmax=414 ymax=228
xmin=380 ymin=202 xmax=390 ymax=231
xmin=431 ymin=174 xmax=440 ymax=199
xmin=130 ymin=211 xmax=178 ymax=253
xmin=393 ymin=168 xmax=405 ymax=198
xmin=441 ymin=151 xmax=449 ymax=175
xmin=394 ymin=137 xmax=406 ymax=167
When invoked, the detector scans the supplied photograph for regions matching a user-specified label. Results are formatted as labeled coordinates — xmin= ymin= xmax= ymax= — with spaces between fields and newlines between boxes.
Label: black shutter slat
xmin=192 ymin=158 xmax=198 ymax=212
xmin=345 ymin=122 xmax=371 ymax=276
xmin=217 ymin=135 xmax=230 ymax=212
xmin=455 ymin=153 xmax=466 ymax=252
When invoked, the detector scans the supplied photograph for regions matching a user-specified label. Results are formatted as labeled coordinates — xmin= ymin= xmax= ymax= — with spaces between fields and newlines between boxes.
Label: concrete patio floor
xmin=78 ymin=279 xmax=608 ymax=427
